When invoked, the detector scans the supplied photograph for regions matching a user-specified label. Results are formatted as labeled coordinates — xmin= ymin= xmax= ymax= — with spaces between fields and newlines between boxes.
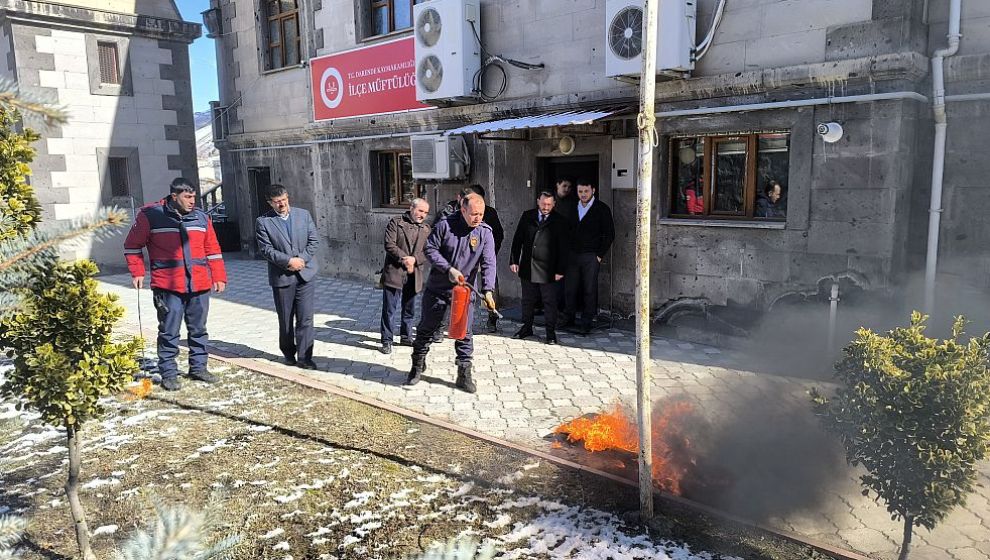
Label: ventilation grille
xmin=608 ymin=6 xmax=643 ymax=60
xmin=411 ymin=137 xmax=437 ymax=174
xmin=416 ymin=7 xmax=442 ymax=47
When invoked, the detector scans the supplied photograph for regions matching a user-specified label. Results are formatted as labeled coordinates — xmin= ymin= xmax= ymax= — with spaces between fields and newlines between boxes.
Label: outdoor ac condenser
xmin=605 ymin=0 xmax=696 ymax=79
xmin=411 ymin=135 xmax=469 ymax=180
xmin=413 ymin=0 xmax=482 ymax=103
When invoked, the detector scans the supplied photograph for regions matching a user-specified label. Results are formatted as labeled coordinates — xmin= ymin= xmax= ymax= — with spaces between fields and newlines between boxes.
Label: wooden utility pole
xmin=635 ymin=0 xmax=659 ymax=521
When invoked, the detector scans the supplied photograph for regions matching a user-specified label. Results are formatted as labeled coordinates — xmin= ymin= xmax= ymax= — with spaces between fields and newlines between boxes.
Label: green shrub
xmin=811 ymin=312 xmax=990 ymax=559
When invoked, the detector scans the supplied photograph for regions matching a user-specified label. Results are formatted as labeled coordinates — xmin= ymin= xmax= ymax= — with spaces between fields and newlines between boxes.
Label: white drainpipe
xmin=924 ymin=0 xmax=963 ymax=316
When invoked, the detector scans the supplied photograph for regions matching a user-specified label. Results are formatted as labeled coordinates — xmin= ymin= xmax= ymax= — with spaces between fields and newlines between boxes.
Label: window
xmin=97 ymin=41 xmax=121 ymax=85
xmin=376 ymin=151 xmax=420 ymax=207
xmin=264 ymin=0 xmax=300 ymax=70
xmin=370 ymin=0 xmax=427 ymax=36
xmin=210 ymin=101 xmax=229 ymax=141
xmin=669 ymin=132 xmax=789 ymax=221
xmin=108 ymin=157 xmax=129 ymax=197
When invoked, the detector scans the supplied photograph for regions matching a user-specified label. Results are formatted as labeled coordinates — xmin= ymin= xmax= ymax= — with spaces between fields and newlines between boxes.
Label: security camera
xmin=817 ymin=122 xmax=843 ymax=143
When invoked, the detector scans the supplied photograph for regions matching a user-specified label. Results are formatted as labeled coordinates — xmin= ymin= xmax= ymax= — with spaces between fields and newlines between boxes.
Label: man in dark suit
xmin=560 ymin=179 xmax=615 ymax=335
xmin=509 ymin=191 xmax=568 ymax=345
xmin=255 ymin=184 xmax=320 ymax=369
xmin=379 ymin=198 xmax=431 ymax=354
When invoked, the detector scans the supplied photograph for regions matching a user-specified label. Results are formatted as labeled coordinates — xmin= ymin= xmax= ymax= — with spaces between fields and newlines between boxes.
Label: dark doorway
xmin=539 ymin=156 xmax=599 ymax=193
xmin=249 ymin=166 xmax=272 ymax=219
xmin=249 ymin=167 xmax=272 ymax=255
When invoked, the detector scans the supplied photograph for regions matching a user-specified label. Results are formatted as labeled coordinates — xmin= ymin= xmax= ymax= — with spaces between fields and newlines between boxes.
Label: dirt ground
xmin=0 ymin=358 xmax=837 ymax=559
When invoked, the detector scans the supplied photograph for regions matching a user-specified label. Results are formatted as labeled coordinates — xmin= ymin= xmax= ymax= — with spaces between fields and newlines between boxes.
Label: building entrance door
xmin=248 ymin=167 xmax=272 ymax=255
xmin=540 ymin=156 xmax=599 ymax=194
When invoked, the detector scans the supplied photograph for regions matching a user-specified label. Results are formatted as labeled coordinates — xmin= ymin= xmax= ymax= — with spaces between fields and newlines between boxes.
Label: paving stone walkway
xmin=99 ymin=259 xmax=988 ymax=559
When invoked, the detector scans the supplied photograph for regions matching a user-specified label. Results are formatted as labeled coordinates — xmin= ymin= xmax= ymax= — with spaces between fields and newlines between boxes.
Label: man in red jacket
xmin=124 ymin=178 xmax=227 ymax=391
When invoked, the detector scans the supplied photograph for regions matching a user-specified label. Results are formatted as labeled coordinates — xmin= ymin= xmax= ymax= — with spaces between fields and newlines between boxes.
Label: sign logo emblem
xmin=470 ymin=235 xmax=478 ymax=249
xmin=319 ymin=67 xmax=344 ymax=109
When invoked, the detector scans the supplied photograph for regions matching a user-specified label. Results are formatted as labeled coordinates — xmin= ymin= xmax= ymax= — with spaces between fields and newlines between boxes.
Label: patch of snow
xmin=91 ymin=525 xmax=118 ymax=536
xmin=272 ymin=541 xmax=290 ymax=551
xmin=343 ymin=491 xmax=374 ymax=509
xmin=484 ymin=514 xmax=512 ymax=529
xmin=249 ymin=425 xmax=273 ymax=432
xmin=274 ymin=491 xmax=304 ymax=504
xmin=340 ymin=535 xmax=361 ymax=547
xmin=81 ymin=478 xmax=120 ymax=490
xmin=521 ymin=461 xmax=541 ymax=471
xmin=261 ymin=528 xmax=285 ymax=539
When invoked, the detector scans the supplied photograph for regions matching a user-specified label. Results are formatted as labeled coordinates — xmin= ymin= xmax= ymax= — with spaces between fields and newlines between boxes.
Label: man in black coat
xmin=560 ymin=179 xmax=615 ymax=335
xmin=509 ymin=191 xmax=568 ymax=345
xmin=255 ymin=184 xmax=320 ymax=368
xmin=380 ymin=198 xmax=431 ymax=354
xmin=433 ymin=184 xmax=504 ymax=333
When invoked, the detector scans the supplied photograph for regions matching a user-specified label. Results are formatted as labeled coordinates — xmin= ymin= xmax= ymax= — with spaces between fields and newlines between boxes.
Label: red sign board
xmin=310 ymin=36 xmax=431 ymax=121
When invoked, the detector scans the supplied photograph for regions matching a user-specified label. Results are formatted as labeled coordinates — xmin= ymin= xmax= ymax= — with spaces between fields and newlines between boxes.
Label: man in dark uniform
xmin=433 ymin=184 xmax=504 ymax=333
xmin=408 ymin=194 xmax=497 ymax=393
xmin=509 ymin=191 xmax=568 ymax=345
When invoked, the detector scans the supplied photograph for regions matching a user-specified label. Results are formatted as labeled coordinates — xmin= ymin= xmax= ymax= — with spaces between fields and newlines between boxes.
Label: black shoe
xmin=455 ymin=363 xmax=477 ymax=394
xmin=513 ymin=326 xmax=534 ymax=340
xmin=161 ymin=377 xmax=181 ymax=391
xmin=297 ymin=360 xmax=317 ymax=370
xmin=487 ymin=316 xmax=499 ymax=333
xmin=406 ymin=355 xmax=426 ymax=386
xmin=431 ymin=330 xmax=444 ymax=343
xmin=558 ymin=316 xmax=575 ymax=329
xmin=379 ymin=343 xmax=393 ymax=355
xmin=398 ymin=337 xmax=414 ymax=347
xmin=186 ymin=370 xmax=218 ymax=384
xmin=284 ymin=356 xmax=297 ymax=366
xmin=545 ymin=330 xmax=558 ymax=345
xmin=577 ymin=325 xmax=592 ymax=336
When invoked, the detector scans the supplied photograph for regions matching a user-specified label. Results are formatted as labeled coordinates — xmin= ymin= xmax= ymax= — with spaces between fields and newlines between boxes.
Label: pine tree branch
xmin=0 ymin=78 xmax=68 ymax=126
xmin=0 ymin=209 xmax=128 ymax=275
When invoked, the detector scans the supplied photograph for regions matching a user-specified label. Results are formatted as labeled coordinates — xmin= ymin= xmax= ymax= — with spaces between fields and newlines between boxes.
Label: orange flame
xmin=553 ymin=398 xmax=699 ymax=496
xmin=123 ymin=378 xmax=153 ymax=400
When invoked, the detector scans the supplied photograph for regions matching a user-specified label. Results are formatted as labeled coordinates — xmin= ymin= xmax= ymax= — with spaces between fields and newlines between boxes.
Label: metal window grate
xmin=97 ymin=42 xmax=121 ymax=85
xmin=108 ymin=157 xmax=129 ymax=198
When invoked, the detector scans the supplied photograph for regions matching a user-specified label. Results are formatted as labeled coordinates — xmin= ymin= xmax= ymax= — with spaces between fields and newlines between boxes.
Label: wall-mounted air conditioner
xmin=605 ymin=0 xmax=696 ymax=79
xmin=411 ymin=135 xmax=469 ymax=180
xmin=413 ymin=0 xmax=481 ymax=103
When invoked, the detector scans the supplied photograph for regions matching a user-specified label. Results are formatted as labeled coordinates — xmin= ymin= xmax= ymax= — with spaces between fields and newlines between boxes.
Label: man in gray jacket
xmin=256 ymin=184 xmax=320 ymax=369
xmin=380 ymin=198 xmax=430 ymax=354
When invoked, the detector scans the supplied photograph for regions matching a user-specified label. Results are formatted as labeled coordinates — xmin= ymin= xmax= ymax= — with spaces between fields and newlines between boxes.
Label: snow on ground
xmin=0 ymin=361 xmax=741 ymax=560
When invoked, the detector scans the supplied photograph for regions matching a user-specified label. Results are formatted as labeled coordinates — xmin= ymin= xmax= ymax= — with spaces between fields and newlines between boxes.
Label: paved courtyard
xmin=99 ymin=259 xmax=988 ymax=559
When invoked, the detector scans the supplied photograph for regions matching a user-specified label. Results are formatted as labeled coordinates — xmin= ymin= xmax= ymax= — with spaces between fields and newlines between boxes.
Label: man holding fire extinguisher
xmin=407 ymin=193 xmax=497 ymax=393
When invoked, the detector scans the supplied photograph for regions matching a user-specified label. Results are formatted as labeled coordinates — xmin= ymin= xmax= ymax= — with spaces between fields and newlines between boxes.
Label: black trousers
xmin=521 ymin=278 xmax=558 ymax=331
xmin=413 ymin=289 xmax=475 ymax=365
xmin=564 ymin=252 xmax=600 ymax=329
xmin=272 ymin=278 xmax=315 ymax=362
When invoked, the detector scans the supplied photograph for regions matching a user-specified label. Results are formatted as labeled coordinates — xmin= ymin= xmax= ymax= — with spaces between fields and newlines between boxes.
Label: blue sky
xmin=175 ymin=0 xmax=219 ymax=113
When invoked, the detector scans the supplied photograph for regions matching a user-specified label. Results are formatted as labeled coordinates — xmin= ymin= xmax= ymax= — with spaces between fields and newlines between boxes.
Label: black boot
xmin=513 ymin=325 xmax=534 ymax=339
xmin=545 ymin=328 xmax=558 ymax=345
xmin=455 ymin=362 xmax=477 ymax=394
xmin=406 ymin=354 xmax=425 ymax=386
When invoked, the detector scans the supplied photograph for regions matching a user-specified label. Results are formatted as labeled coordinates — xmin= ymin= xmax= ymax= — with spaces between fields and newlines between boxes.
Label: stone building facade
xmin=208 ymin=0 xmax=990 ymax=333
xmin=0 ymin=0 xmax=200 ymax=264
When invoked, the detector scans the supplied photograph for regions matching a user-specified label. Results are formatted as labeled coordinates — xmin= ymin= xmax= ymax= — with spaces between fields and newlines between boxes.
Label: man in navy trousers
xmin=256 ymin=184 xmax=320 ymax=369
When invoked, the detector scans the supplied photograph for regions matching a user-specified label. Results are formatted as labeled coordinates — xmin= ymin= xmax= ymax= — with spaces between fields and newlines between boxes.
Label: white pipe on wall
xmin=923 ymin=0 xmax=963 ymax=316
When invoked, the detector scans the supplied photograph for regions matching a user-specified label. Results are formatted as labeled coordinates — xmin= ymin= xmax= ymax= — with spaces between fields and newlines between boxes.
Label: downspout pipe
xmin=924 ymin=0 xmax=962 ymax=316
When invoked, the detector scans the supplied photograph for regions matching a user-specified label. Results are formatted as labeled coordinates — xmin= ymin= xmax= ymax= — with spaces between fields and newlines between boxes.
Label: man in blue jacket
xmin=255 ymin=184 xmax=320 ymax=369
xmin=408 ymin=194 xmax=497 ymax=393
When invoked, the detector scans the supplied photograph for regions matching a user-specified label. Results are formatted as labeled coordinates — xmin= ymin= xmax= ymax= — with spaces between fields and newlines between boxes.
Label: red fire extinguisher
xmin=448 ymin=277 xmax=471 ymax=340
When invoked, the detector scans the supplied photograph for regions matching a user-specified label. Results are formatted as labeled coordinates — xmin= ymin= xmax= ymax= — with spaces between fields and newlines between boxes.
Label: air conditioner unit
xmin=605 ymin=0 xmax=696 ymax=79
xmin=413 ymin=0 xmax=481 ymax=103
xmin=411 ymin=135 xmax=469 ymax=180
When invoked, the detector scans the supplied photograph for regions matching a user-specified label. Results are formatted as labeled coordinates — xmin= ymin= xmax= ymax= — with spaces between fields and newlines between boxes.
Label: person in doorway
xmin=433 ymin=184 xmax=504 ymax=334
xmin=509 ymin=191 xmax=568 ymax=345
xmin=379 ymin=198 xmax=431 ymax=354
xmin=554 ymin=177 xmax=577 ymax=222
xmin=560 ymin=179 xmax=615 ymax=335
xmin=255 ymin=184 xmax=320 ymax=369
xmin=408 ymin=194 xmax=497 ymax=393
xmin=755 ymin=180 xmax=785 ymax=218
xmin=124 ymin=178 xmax=227 ymax=391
